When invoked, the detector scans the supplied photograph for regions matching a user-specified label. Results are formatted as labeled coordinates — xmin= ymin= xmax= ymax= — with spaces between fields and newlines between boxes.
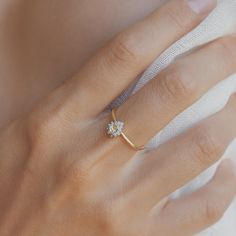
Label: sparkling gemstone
xmin=107 ymin=120 xmax=124 ymax=138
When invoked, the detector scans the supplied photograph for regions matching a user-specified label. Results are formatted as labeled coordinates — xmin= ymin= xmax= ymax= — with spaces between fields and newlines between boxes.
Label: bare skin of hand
xmin=1 ymin=0 xmax=236 ymax=236
xmin=0 ymin=0 xmax=164 ymax=128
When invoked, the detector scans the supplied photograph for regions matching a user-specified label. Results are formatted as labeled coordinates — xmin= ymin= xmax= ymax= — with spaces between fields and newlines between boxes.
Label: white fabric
xmin=110 ymin=0 xmax=236 ymax=235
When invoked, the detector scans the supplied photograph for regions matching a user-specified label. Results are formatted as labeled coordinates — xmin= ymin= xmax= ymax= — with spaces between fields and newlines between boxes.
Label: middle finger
xmin=115 ymin=36 xmax=236 ymax=150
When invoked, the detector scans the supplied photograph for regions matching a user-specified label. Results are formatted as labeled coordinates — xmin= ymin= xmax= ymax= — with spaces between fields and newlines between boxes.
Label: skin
xmin=0 ymin=0 xmax=165 ymax=128
xmin=0 ymin=0 xmax=236 ymax=236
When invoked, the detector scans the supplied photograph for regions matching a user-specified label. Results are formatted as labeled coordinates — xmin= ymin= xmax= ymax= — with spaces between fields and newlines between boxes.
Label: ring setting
xmin=106 ymin=108 xmax=145 ymax=151
xmin=107 ymin=120 xmax=124 ymax=138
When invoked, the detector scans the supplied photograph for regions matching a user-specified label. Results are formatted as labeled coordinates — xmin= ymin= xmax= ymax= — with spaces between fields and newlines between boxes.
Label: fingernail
xmin=188 ymin=0 xmax=217 ymax=15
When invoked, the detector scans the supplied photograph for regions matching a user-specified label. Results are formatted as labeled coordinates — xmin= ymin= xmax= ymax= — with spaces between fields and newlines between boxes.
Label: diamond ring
xmin=106 ymin=108 xmax=145 ymax=151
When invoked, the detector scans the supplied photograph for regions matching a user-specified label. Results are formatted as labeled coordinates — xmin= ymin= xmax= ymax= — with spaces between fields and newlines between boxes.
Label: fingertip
xmin=229 ymin=92 xmax=236 ymax=103
xmin=214 ymin=159 xmax=236 ymax=186
xmin=187 ymin=0 xmax=217 ymax=16
xmin=222 ymin=92 xmax=236 ymax=117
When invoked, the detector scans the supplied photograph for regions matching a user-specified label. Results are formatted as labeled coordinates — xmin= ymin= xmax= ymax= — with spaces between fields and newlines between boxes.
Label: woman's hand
xmin=0 ymin=0 xmax=163 ymax=128
xmin=1 ymin=0 xmax=236 ymax=235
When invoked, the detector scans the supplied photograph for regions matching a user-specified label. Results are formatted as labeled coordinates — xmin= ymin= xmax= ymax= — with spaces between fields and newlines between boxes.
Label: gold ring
xmin=106 ymin=108 xmax=145 ymax=151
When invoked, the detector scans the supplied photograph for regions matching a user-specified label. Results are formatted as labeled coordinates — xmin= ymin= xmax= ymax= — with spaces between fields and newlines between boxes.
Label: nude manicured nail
xmin=188 ymin=0 xmax=217 ymax=15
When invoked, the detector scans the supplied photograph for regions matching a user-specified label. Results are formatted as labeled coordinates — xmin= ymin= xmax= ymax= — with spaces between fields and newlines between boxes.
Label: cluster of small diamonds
xmin=107 ymin=120 xmax=124 ymax=138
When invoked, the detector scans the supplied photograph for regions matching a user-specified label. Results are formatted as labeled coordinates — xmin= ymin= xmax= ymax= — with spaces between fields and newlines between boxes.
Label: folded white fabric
xmin=110 ymin=0 xmax=236 ymax=235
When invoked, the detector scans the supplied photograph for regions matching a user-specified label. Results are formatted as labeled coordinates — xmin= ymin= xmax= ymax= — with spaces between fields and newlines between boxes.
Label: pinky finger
xmin=153 ymin=159 xmax=236 ymax=236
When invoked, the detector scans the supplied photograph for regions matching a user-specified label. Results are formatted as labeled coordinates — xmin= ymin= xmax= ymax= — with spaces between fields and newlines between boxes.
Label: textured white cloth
xmin=110 ymin=0 xmax=236 ymax=235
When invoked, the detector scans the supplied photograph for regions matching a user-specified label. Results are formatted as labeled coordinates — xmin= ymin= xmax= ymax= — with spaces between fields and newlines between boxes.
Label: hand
xmin=1 ymin=0 xmax=236 ymax=235
xmin=0 ymin=0 xmax=162 ymax=128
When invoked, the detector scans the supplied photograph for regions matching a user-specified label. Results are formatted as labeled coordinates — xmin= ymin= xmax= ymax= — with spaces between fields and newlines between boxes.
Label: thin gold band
xmin=111 ymin=108 xmax=145 ymax=151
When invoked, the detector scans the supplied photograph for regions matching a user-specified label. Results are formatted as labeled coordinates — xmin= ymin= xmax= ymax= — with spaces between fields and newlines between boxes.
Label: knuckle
xmin=91 ymin=202 xmax=115 ymax=235
xmin=22 ymin=161 xmax=38 ymax=180
xmin=28 ymin=114 xmax=53 ymax=142
xmin=65 ymin=161 xmax=88 ymax=186
xmin=157 ymin=65 xmax=197 ymax=102
xmin=27 ymin=107 xmax=65 ymax=146
xmin=108 ymin=32 xmax=140 ymax=67
xmin=165 ymin=6 xmax=190 ymax=32
xmin=192 ymin=127 xmax=224 ymax=167
xmin=203 ymin=198 xmax=226 ymax=225
xmin=213 ymin=37 xmax=236 ymax=68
